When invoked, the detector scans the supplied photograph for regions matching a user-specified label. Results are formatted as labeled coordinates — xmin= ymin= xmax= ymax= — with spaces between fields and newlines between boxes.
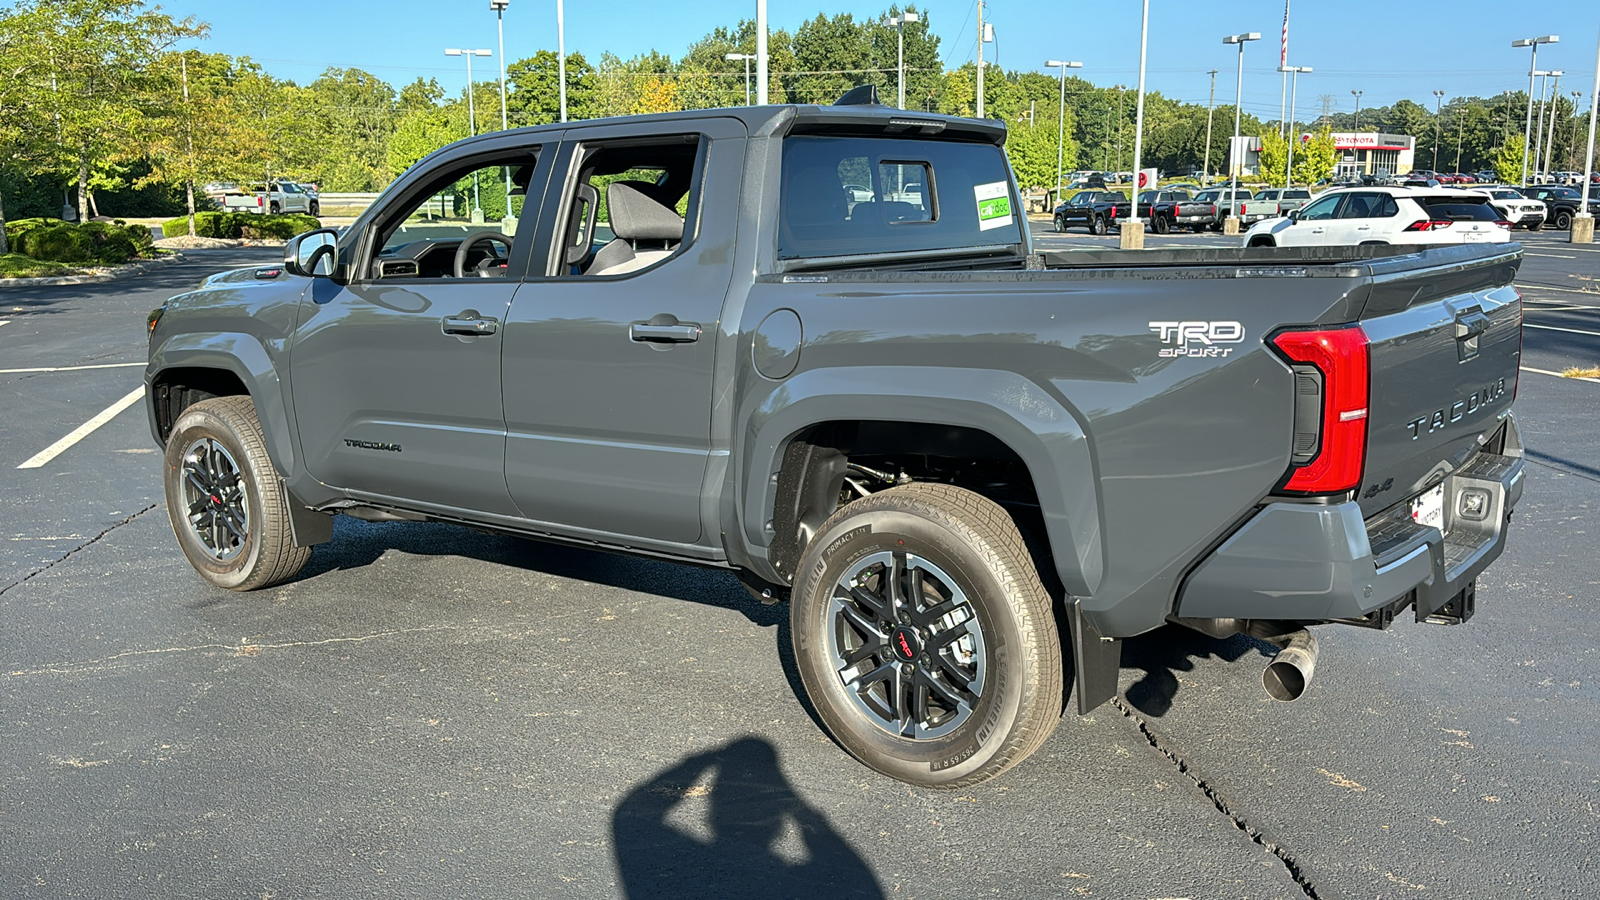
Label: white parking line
xmin=1526 ymin=252 xmax=1577 ymax=259
xmin=17 ymin=386 xmax=146 ymax=469
xmin=1525 ymin=323 xmax=1600 ymax=338
xmin=1521 ymin=366 xmax=1600 ymax=384
xmin=0 ymin=362 xmax=145 ymax=374
xmin=1517 ymin=284 xmax=1600 ymax=298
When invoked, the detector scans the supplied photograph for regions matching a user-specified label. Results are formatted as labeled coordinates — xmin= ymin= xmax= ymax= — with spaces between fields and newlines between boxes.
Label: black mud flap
xmin=1069 ymin=598 xmax=1122 ymax=715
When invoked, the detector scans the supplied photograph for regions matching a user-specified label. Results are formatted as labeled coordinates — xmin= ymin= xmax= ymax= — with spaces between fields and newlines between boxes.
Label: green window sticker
xmin=974 ymin=181 xmax=1014 ymax=231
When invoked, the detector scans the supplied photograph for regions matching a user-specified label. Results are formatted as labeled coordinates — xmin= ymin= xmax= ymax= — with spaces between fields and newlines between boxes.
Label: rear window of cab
xmin=778 ymin=136 xmax=1023 ymax=259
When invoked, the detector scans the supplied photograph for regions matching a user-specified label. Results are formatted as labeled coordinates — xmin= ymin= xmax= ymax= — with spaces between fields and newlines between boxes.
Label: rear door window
xmin=779 ymin=136 xmax=1022 ymax=259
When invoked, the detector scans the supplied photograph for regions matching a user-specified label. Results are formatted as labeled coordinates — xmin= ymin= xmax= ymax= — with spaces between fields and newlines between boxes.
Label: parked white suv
xmin=1242 ymin=187 xmax=1509 ymax=248
xmin=1472 ymin=186 xmax=1547 ymax=230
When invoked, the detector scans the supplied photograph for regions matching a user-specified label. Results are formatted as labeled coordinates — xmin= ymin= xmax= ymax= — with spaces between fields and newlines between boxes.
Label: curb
xmin=0 ymin=252 xmax=187 ymax=287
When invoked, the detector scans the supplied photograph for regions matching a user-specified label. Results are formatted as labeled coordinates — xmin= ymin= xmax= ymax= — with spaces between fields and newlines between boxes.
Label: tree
xmin=507 ymin=50 xmax=600 ymax=125
xmin=1005 ymin=108 xmax=1077 ymax=191
xmin=387 ymin=105 xmax=460 ymax=178
xmin=141 ymin=50 xmax=242 ymax=235
xmin=632 ymin=76 xmax=681 ymax=115
xmin=1493 ymin=137 xmax=1525 ymax=186
xmin=1256 ymin=129 xmax=1289 ymax=187
xmin=5 ymin=0 xmax=204 ymax=223
xmin=1293 ymin=129 xmax=1338 ymax=185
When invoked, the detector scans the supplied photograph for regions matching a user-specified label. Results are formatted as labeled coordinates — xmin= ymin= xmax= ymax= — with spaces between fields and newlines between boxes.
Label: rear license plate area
xmin=1411 ymin=484 xmax=1445 ymax=531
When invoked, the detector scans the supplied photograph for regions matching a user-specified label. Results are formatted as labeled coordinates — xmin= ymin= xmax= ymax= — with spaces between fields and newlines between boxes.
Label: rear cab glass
xmin=778 ymin=136 xmax=1023 ymax=259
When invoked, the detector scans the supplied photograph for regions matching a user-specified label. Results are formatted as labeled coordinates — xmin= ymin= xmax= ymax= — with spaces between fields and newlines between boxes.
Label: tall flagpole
xmin=1279 ymin=0 xmax=1290 ymax=136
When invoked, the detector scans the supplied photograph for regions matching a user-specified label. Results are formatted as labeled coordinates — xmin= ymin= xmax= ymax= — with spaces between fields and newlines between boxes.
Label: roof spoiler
xmin=788 ymin=89 xmax=1007 ymax=144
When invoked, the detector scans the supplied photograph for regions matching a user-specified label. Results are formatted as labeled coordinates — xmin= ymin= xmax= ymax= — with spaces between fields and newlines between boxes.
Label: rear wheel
xmin=1089 ymin=215 xmax=1106 ymax=236
xmin=1247 ymin=236 xmax=1276 ymax=248
xmin=163 ymin=396 xmax=311 ymax=591
xmin=791 ymin=483 xmax=1062 ymax=789
xmin=269 ymin=201 xmax=281 ymax=215
xmin=1053 ymin=214 xmax=1064 ymax=233
xmin=1152 ymin=215 xmax=1170 ymax=235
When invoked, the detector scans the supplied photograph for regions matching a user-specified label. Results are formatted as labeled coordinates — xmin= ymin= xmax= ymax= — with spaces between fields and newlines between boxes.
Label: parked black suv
xmin=1518 ymin=185 xmax=1600 ymax=231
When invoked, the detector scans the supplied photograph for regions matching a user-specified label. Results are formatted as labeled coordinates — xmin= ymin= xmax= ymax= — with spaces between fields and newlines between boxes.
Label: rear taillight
xmin=1403 ymin=219 xmax=1453 ymax=231
xmin=1110 ymin=204 xmax=1118 ymax=218
xmin=257 ymin=196 xmax=264 ymax=207
xmin=1494 ymin=220 xmax=1511 ymax=229
xmin=1271 ymin=326 xmax=1370 ymax=494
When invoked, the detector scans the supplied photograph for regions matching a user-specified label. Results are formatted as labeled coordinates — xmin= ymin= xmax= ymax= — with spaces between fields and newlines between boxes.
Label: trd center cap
xmin=890 ymin=626 xmax=922 ymax=663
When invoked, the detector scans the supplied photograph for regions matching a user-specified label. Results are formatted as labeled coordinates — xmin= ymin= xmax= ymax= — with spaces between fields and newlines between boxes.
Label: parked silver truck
xmin=222 ymin=181 xmax=319 ymax=217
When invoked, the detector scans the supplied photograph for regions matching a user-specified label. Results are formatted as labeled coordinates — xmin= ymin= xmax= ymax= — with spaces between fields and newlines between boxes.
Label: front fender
xmin=737 ymin=365 xmax=1104 ymax=597
xmin=145 ymin=333 xmax=297 ymax=478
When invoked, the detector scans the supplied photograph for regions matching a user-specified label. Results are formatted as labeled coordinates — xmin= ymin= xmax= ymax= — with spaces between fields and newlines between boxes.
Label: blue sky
xmin=172 ymin=0 xmax=1597 ymax=118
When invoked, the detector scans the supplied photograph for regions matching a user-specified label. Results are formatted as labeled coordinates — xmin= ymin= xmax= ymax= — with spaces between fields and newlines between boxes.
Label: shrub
xmin=161 ymin=211 xmax=321 ymax=241
xmin=16 ymin=221 xmax=151 ymax=265
xmin=4 ymin=217 xmax=65 ymax=243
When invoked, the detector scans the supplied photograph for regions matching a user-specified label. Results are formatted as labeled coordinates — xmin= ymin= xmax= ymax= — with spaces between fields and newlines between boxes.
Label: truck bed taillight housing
xmin=1270 ymin=325 xmax=1370 ymax=494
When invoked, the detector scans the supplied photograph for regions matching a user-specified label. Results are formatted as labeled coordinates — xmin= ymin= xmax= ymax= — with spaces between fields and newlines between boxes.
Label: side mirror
xmin=1287 ymin=209 xmax=1301 ymax=222
xmin=285 ymin=228 xmax=340 ymax=279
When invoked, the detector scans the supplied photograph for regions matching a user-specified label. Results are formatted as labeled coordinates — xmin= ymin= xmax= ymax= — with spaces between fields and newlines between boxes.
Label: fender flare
xmin=146 ymin=332 xmax=298 ymax=479
xmin=736 ymin=365 xmax=1104 ymax=597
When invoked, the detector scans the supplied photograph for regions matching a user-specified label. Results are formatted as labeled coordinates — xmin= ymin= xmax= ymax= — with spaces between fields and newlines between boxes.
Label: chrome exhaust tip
xmin=1261 ymin=629 xmax=1318 ymax=702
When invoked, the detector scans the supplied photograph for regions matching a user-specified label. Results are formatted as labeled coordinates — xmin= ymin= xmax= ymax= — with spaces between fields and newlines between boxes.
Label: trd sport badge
xmin=1149 ymin=320 xmax=1247 ymax=358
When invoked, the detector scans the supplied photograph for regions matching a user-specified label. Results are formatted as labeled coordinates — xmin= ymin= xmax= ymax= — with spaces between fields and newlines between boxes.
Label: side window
xmin=549 ymin=135 xmax=703 ymax=278
xmin=1299 ymin=195 xmax=1341 ymax=220
xmin=1337 ymin=192 xmax=1382 ymax=219
xmin=1373 ymin=195 xmax=1399 ymax=217
xmin=370 ymin=151 xmax=538 ymax=280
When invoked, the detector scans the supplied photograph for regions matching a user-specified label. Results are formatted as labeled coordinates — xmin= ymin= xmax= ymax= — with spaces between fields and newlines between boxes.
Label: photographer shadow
xmin=1119 ymin=624 xmax=1273 ymax=717
xmin=612 ymin=736 xmax=884 ymax=900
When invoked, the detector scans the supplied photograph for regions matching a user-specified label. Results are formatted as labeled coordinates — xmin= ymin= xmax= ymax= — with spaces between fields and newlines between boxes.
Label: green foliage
xmin=1293 ymin=129 xmax=1338 ymax=185
xmin=508 ymin=51 xmax=601 ymax=125
xmin=160 ymin=212 xmax=319 ymax=239
xmin=388 ymin=106 xmax=462 ymax=179
xmin=0 ymin=253 xmax=82 ymax=279
xmin=1493 ymin=138 xmax=1526 ymax=186
xmin=1256 ymin=130 xmax=1289 ymax=187
xmin=15 ymin=221 xmax=151 ymax=264
xmin=1005 ymin=111 xmax=1078 ymax=190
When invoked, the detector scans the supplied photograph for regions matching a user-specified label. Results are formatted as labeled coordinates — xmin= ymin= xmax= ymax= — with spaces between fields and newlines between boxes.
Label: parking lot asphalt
xmin=2 ymin=242 xmax=1596 ymax=899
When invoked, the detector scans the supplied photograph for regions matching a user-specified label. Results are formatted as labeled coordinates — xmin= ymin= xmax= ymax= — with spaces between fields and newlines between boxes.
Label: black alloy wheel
xmin=179 ymin=437 xmax=250 ymax=562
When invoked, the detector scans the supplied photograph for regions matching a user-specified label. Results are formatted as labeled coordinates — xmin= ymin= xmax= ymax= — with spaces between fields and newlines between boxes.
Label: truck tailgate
xmin=1354 ymin=245 xmax=1521 ymax=520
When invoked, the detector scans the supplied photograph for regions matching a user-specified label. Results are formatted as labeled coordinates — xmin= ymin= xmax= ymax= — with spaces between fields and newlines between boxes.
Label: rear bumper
xmin=1175 ymin=415 xmax=1523 ymax=624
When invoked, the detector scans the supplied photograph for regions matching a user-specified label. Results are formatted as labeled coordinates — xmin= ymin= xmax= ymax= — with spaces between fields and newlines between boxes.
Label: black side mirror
xmin=285 ymin=228 xmax=341 ymax=279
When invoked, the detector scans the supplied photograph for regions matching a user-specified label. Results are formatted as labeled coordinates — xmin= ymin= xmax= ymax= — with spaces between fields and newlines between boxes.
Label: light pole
xmin=725 ymin=52 xmax=755 ymax=104
xmin=1531 ymin=69 xmax=1560 ymax=182
xmin=1045 ymin=60 xmax=1083 ymax=204
xmin=1432 ymin=90 xmax=1445 ymax=171
xmin=1572 ymin=90 xmax=1584 ymax=172
xmin=975 ymin=0 xmax=985 ymax=118
xmin=756 ymin=0 xmax=767 ymax=104
xmin=1123 ymin=0 xmax=1150 ymax=248
xmin=1204 ymin=68 xmax=1218 ymax=182
xmin=446 ymin=48 xmax=493 ymax=214
xmin=1351 ymin=89 xmax=1362 ymax=130
xmin=1223 ymin=32 xmax=1261 ymax=233
xmin=1574 ymin=26 xmax=1597 ymax=243
xmin=883 ymin=12 xmax=920 ymax=110
xmin=556 ymin=0 xmax=567 ymax=121
xmin=1513 ymin=35 xmax=1559 ymax=186
xmin=1543 ymin=71 xmax=1565 ymax=178
xmin=491 ymin=0 xmax=509 ymax=131
xmin=1281 ymin=65 xmax=1311 ymax=186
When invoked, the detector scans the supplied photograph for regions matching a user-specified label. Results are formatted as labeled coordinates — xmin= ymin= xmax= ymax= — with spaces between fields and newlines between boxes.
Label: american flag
xmin=1280 ymin=0 xmax=1290 ymax=67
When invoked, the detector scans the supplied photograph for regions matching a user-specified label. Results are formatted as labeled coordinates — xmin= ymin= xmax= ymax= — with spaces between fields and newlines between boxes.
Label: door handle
xmin=442 ymin=312 xmax=499 ymax=336
xmin=630 ymin=319 xmax=701 ymax=343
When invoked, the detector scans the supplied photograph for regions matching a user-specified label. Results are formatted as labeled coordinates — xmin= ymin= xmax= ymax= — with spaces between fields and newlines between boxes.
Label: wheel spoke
xmin=935 ymin=650 xmax=979 ymax=692
xmin=925 ymin=617 xmax=974 ymax=652
xmin=910 ymin=676 xmax=932 ymax=733
xmin=926 ymin=666 xmax=973 ymax=708
xmin=838 ymin=602 xmax=884 ymax=641
xmin=838 ymin=638 xmax=881 ymax=669
xmin=846 ymin=661 xmax=896 ymax=692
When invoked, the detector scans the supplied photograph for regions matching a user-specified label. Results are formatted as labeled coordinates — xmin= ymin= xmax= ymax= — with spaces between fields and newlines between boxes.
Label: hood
xmin=199 ymin=264 xmax=290 ymax=289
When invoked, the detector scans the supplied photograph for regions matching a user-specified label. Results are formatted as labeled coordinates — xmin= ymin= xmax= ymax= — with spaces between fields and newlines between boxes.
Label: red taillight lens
xmin=1271 ymin=326 xmax=1370 ymax=494
xmin=1110 ymin=205 xmax=1118 ymax=218
xmin=1403 ymin=219 xmax=1453 ymax=231
xmin=1494 ymin=220 xmax=1511 ymax=229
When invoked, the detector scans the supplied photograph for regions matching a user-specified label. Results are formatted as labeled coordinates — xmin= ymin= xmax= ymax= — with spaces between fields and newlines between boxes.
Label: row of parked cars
xmin=1051 ymin=181 xmax=1597 ymax=238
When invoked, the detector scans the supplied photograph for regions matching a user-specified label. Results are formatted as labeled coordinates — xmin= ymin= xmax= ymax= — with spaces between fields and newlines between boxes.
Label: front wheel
xmin=1053 ymin=215 xmax=1064 ymax=233
xmin=309 ymin=201 xmax=319 ymax=217
xmin=1527 ymin=221 xmax=1543 ymax=232
xmin=791 ymin=483 xmax=1063 ymax=789
xmin=1554 ymin=210 xmax=1572 ymax=230
xmin=163 ymin=396 xmax=311 ymax=591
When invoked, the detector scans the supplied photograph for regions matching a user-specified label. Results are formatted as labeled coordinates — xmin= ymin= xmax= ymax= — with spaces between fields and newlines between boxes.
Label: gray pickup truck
xmin=145 ymin=99 xmax=1525 ymax=789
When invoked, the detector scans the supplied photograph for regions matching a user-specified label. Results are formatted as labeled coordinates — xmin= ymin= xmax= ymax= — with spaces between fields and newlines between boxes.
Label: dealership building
xmin=1229 ymin=131 xmax=1419 ymax=179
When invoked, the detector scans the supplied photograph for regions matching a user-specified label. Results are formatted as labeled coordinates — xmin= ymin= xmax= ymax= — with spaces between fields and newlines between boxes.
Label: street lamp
xmin=883 ymin=12 xmax=919 ymax=110
xmin=1351 ymin=89 xmax=1362 ymax=130
xmin=1045 ymin=60 xmax=1083 ymax=204
xmin=1123 ymin=0 xmax=1150 ymax=248
xmin=1576 ymin=27 xmax=1598 ymax=243
xmin=1280 ymin=65 xmax=1311 ymax=186
xmin=1223 ymin=32 xmax=1261 ymax=232
xmin=1433 ymin=90 xmax=1445 ymax=171
xmin=1513 ymin=35 xmax=1559 ymax=186
xmin=446 ymin=48 xmax=493 ymax=215
xmin=1531 ymin=69 xmax=1561 ymax=182
xmin=725 ymin=52 xmax=756 ymax=105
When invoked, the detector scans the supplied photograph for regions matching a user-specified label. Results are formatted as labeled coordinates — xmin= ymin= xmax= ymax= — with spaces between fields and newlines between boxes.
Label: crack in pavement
xmin=0 ymin=504 xmax=157 ymax=599
xmin=6 ymin=625 xmax=469 ymax=678
xmin=1112 ymin=696 xmax=1324 ymax=900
